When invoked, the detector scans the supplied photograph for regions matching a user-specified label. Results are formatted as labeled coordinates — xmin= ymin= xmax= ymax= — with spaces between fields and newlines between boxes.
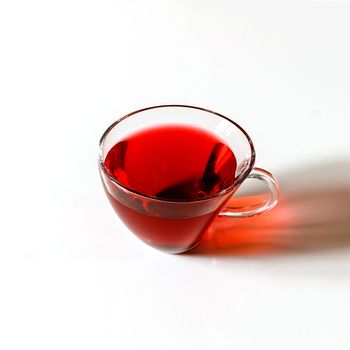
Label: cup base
xmin=150 ymin=237 xmax=204 ymax=254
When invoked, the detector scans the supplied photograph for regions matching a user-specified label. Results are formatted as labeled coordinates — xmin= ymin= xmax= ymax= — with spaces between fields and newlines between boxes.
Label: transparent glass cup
xmin=98 ymin=105 xmax=279 ymax=254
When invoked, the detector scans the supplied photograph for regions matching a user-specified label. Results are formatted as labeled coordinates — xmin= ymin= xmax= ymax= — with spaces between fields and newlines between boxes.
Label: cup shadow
xmin=192 ymin=160 xmax=350 ymax=256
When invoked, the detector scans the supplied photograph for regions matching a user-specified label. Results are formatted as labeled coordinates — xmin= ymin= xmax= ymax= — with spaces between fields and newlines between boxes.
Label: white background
xmin=1 ymin=1 xmax=350 ymax=349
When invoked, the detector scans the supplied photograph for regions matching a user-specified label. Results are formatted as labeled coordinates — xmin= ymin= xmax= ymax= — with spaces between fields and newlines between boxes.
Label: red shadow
xmin=192 ymin=195 xmax=292 ymax=255
xmin=192 ymin=173 xmax=350 ymax=256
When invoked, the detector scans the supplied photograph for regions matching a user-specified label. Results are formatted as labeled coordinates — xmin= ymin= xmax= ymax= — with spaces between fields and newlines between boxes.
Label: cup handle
xmin=219 ymin=167 xmax=279 ymax=218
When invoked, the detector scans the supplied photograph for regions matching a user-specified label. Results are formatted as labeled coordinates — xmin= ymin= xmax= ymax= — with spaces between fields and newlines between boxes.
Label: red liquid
xmin=103 ymin=125 xmax=237 ymax=253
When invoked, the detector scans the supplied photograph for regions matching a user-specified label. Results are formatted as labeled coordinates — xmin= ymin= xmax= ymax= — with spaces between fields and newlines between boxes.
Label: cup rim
xmin=98 ymin=104 xmax=256 ymax=203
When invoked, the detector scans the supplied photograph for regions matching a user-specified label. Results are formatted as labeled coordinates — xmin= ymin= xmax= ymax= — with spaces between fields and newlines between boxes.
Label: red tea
xmin=103 ymin=125 xmax=237 ymax=253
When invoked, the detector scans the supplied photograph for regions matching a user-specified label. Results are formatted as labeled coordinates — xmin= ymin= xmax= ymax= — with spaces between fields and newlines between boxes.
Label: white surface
xmin=1 ymin=1 xmax=350 ymax=349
